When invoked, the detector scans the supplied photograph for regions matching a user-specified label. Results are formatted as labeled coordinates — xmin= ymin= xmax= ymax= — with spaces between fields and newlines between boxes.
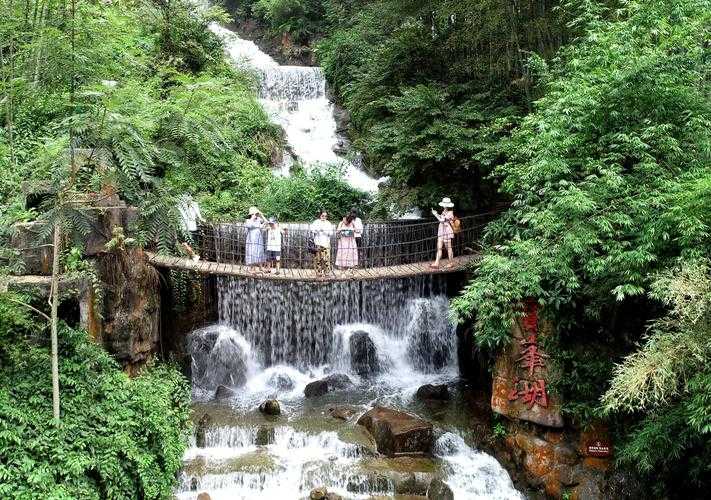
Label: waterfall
xmin=178 ymin=9 xmax=521 ymax=498
xmin=209 ymin=24 xmax=383 ymax=193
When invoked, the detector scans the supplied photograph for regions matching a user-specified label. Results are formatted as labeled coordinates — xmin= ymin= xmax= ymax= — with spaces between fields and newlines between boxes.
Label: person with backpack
xmin=310 ymin=210 xmax=333 ymax=277
xmin=430 ymin=197 xmax=457 ymax=269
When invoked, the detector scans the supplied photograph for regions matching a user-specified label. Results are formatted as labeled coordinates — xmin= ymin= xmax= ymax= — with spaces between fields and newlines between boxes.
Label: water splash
xmin=435 ymin=432 xmax=525 ymax=500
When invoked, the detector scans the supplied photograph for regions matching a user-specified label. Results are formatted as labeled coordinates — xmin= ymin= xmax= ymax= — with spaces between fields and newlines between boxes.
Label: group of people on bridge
xmin=239 ymin=197 xmax=459 ymax=277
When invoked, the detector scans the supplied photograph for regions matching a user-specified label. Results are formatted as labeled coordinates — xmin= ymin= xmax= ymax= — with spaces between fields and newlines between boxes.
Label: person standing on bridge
xmin=350 ymin=207 xmax=364 ymax=265
xmin=310 ymin=210 xmax=333 ymax=277
xmin=245 ymin=206 xmax=266 ymax=272
xmin=430 ymin=197 xmax=455 ymax=269
xmin=336 ymin=213 xmax=358 ymax=272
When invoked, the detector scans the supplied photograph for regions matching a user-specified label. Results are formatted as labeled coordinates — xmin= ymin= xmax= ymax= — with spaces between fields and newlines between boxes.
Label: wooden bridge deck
xmin=146 ymin=252 xmax=478 ymax=282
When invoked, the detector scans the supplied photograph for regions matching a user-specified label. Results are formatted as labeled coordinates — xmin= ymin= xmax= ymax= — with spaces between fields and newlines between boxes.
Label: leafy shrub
xmin=0 ymin=297 xmax=191 ymax=499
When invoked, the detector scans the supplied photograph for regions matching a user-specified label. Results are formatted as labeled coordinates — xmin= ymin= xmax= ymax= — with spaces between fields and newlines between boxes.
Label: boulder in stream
xmin=309 ymin=486 xmax=328 ymax=500
xmin=415 ymin=384 xmax=450 ymax=401
xmin=349 ymin=330 xmax=380 ymax=377
xmin=304 ymin=373 xmax=353 ymax=398
xmin=357 ymin=406 xmax=434 ymax=457
xmin=197 ymin=492 xmax=211 ymax=500
xmin=213 ymin=384 xmax=237 ymax=400
xmin=328 ymin=406 xmax=357 ymax=421
xmin=259 ymin=399 xmax=281 ymax=416
xmin=427 ymin=478 xmax=454 ymax=500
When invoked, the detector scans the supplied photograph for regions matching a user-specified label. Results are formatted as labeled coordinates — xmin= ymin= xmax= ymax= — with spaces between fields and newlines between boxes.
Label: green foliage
xmin=492 ymin=421 xmax=508 ymax=440
xmin=316 ymin=0 xmax=569 ymax=212
xmin=448 ymin=0 xmax=710 ymax=493
xmin=144 ymin=0 xmax=229 ymax=71
xmin=452 ymin=0 xmax=711 ymax=347
xmin=0 ymin=298 xmax=191 ymax=499
xmin=600 ymin=261 xmax=711 ymax=489
xmin=252 ymin=0 xmax=326 ymax=41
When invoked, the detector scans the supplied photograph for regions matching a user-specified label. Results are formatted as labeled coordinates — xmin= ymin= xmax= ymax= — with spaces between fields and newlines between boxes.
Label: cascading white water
xmin=209 ymin=23 xmax=383 ymax=193
xmin=179 ymin=10 xmax=520 ymax=498
xmin=181 ymin=275 xmax=524 ymax=499
xmin=177 ymin=423 xmax=522 ymax=499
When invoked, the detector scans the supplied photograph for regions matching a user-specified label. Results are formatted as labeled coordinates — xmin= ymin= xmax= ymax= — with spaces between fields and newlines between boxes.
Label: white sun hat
xmin=438 ymin=197 xmax=454 ymax=208
xmin=248 ymin=206 xmax=260 ymax=216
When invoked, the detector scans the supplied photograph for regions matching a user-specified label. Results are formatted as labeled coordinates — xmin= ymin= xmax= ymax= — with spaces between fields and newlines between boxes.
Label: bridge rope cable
xmin=190 ymin=214 xmax=488 ymax=271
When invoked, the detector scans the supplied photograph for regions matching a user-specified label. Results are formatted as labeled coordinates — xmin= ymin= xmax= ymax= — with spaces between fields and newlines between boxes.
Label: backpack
xmin=450 ymin=216 xmax=462 ymax=235
xmin=306 ymin=236 xmax=318 ymax=254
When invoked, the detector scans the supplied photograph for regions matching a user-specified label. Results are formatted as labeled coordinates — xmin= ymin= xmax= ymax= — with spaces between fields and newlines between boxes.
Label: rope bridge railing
xmin=191 ymin=213 xmax=491 ymax=270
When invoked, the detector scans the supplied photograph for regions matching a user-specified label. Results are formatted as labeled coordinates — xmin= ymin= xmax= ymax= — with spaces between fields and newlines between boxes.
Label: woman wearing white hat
xmin=431 ymin=197 xmax=455 ymax=268
xmin=245 ymin=206 xmax=266 ymax=271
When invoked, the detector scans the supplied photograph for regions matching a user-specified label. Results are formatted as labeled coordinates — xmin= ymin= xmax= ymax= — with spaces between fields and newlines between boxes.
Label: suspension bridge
xmin=147 ymin=214 xmax=489 ymax=282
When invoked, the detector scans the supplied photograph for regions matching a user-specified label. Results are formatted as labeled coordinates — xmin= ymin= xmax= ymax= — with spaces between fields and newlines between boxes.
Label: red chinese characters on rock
xmin=518 ymin=334 xmax=549 ymax=377
xmin=508 ymin=300 xmax=550 ymax=409
xmin=508 ymin=378 xmax=549 ymax=409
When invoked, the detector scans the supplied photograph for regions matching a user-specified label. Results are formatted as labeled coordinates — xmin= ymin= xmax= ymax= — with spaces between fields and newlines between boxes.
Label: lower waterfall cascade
xmin=177 ymin=275 xmax=524 ymax=499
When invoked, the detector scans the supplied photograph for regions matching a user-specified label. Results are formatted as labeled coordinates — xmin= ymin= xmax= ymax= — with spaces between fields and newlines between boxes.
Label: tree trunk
xmin=50 ymin=222 xmax=61 ymax=420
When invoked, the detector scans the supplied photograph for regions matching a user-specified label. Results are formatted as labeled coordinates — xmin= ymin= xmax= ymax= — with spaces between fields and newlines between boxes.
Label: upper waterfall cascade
xmin=210 ymin=23 xmax=383 ymax=193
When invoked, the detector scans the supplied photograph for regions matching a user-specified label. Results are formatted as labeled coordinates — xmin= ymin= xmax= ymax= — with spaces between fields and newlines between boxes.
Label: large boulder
xmin=304 ymin=373 xmax=353 ymax=398
xmin=415 ymin=384 xmax=450 ymax=401
xmin=349 ymin=330 xmax=380 ymax=377
xmin=214 ymin=385 xmax=236 ymax=400
xmin=357 ymin=406 xmax=433 ymax=457
xmin=259 ymin=399 xmax=281 ymax=416
xmin=427 ymin=478 xmax=454 ymax=500
xmin=188 ymin=326 xmax=248 ymax=389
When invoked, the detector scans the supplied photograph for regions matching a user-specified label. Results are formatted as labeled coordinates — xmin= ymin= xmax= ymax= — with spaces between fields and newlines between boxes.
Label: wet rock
xmin=189 ymin=327 xmax=248 ymax=389
xmin=190 ymin=477 xmax=199 ymax=491
xmin=324 ymin=373 xmax=353 ymax=389
xmin=268 ymin=372 xmax=295 ymax=391
xmin=304 ymin=373 xmax=353 ymax=398
xmin=324 ymin=494 xmax=342 ymax=500
xmin=214 ymin=384 xmax=237 ymax=400
xmin=259 ymin=399 xmax=281 ymax=416
xmin=195 ymin=413 xmax=211 ymax=448
xmin=427 ymin=478 xmax=453 ymax=500
xmin=357 ymin=406 xmax=434 ymax=457
xmin=197 ymin=492 xmax=211 ymax=500
xmin=415 ymin=384 xmax=450 ymax=401
xmin=349 ymin=330 xmax=380 ymax=377
xmin=394 ymin=473 xmax=429 ymax=495
xmin=346 ymin=474 xmax=390 ymax=494
xmin=304 ymin=380 xmax=329 ymax=397
xmin=329 ymin=406 xmax=356 ymax=421
xmin=310 ymin=486 xmax=328 ymax=499
xmin=255 ymin=425 xmax=275 ymax=446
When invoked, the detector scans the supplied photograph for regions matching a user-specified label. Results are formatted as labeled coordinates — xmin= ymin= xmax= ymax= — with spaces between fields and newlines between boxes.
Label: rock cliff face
xmin=94 ymin=248 xmax=160 ymax=376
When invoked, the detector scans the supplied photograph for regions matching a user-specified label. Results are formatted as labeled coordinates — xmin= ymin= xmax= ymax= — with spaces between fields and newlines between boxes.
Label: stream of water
xmin=175 ymin=13 xmax=521 ymax=500
xmin=208 ymin=23 xmax=382 ymax=193
xmin=177 ymin=276 xmax=523 ymax=499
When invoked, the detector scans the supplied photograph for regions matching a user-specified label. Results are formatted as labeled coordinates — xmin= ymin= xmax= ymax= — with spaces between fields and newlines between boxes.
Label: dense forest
xmin=1 ymin=0 xmax=710 ymax=498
